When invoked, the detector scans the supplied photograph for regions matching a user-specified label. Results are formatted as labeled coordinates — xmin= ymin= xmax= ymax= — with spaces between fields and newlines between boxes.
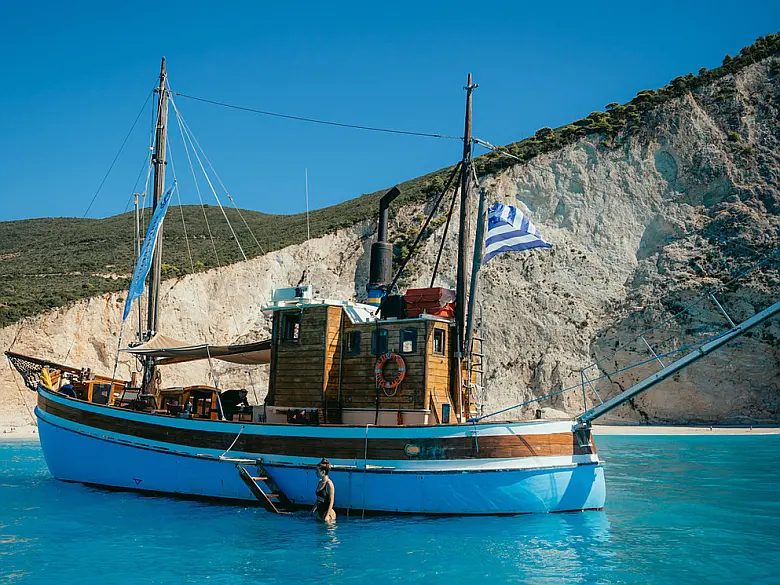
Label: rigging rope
xmin=82 ymin=88 xmax=155 ymax=217
xmin=166 ymin=148 xmax=196 ymax=274
xmin=469 ymin=331 xmax=729 ymax=423
xmin=430 ymin=175 xmax=461 ymax=287
xmin=471 ymin=246 xmax=780 ymax=422
xmin=166 ymin=93 xmax=268 ymax=402
xmin=166 ymin=143 xmax=226 ymax=390
xmin=172 ymin=91 xmax=461 ymax=140
xmin=170 ymin=96 xmax=248 ymax=262
xmin=582 ymin=247 xmax=780 ymax=376
xmin=387 ymin=162 xmax=462 ymax=295
xmin=171 ymin=93 xmax=270 ymax=309
xmin=175 ymin=113 xmax=267 ymax=256
xmin=172 ymin=99 xmax=222 ymax=269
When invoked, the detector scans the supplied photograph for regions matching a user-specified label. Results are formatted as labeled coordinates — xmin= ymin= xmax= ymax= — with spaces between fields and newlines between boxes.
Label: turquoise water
xmin=1 ymin=436 xmax=779 ymax=584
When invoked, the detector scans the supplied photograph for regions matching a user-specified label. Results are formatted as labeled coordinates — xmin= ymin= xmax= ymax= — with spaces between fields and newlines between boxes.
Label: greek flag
xmin=484 ymin=202 xmax=552 ymax=263
xmin=122 ymin=186 xmax=174 ymax=321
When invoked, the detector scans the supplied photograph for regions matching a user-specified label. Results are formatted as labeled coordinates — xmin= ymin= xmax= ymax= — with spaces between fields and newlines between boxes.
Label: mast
xmin=134 ymin=192 xmax=144 ymax=341
xmin=146 ymin=57 xmax=168 ymax=339
xmin=464 ymin=185 xmax=487 ymax=369
xmin=453 ymin=73 xmax=477 ymax=421
xmin=143 ymin=57 xmax=168 ymax=396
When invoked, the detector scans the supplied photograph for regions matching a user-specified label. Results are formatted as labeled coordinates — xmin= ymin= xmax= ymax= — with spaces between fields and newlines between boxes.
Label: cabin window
xmin=282 ymin=312 xmax=301 ymax=342
xmin=346 ymin=331 xmax=361 ymax=355
xmin=400 ymin=328 xmax=417 ymax=354
xmin=371 ymin=329 xmax=388 ymax=354
xmin=433 ymin=329 xmax=446 ymax=355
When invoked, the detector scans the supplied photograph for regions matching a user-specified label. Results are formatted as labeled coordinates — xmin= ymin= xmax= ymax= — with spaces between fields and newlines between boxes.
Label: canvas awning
xmin=121 ymin=334 xmax=271 ymax=366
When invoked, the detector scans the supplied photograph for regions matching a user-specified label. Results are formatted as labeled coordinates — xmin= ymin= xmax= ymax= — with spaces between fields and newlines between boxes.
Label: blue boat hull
xmin=36 ymin=402 xmax=606 ymax=514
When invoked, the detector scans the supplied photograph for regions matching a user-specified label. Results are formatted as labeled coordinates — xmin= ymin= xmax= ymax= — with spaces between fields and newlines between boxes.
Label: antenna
xmin=305 ymin=167 xmax=311 ymax=241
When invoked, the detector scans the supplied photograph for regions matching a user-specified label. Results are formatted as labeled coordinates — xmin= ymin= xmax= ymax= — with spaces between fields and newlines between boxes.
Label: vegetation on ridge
xmin=473 ymin=33 xmax=780 ymax=176
xmin=0 ymin=34 xmax=777 ymax=328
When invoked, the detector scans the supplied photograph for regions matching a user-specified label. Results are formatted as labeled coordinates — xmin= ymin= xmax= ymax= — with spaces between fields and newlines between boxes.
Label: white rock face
xmin=2 ymin=60 xmax=779 ymax=427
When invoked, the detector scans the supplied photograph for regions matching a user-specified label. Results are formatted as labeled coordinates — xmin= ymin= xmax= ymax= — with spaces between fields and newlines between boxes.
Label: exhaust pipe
xmin=367 ymin=186 xmax=400 ymax=305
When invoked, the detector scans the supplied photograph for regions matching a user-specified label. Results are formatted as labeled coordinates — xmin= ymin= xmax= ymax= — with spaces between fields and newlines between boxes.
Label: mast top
xmin=464 ymin=72 xmax=478 ymax=92
xmin=157 ymin=57 xmax=167 ymax=90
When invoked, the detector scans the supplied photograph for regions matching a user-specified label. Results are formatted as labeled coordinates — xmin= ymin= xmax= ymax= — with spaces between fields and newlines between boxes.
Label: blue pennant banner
xmin=122 ymin=187 xmax=175 ymax=321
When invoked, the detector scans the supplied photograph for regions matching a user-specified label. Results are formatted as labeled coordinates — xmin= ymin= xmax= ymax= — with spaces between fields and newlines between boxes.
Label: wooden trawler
xmin=8 ymin=60 xmax=779 ymax=515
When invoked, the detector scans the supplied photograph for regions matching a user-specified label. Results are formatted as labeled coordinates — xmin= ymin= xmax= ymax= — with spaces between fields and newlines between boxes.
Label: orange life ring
xmin=375 ymin=352 xmax=406 ymax=389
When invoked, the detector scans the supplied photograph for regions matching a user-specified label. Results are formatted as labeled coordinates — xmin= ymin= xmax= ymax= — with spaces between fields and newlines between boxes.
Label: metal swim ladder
xmin=237 ymin=463 xmax=293 ymax=514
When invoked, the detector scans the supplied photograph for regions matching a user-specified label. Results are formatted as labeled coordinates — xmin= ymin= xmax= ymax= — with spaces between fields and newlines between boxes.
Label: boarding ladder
xmin=466 ymin=335 xmax=486 ymax=418
xmin=236 ymin=463 xmax=293 ymax=514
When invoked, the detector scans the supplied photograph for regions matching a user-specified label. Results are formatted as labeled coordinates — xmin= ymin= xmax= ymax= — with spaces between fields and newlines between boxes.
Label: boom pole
xmin=577 ymin=299 xmax=780 ymax=427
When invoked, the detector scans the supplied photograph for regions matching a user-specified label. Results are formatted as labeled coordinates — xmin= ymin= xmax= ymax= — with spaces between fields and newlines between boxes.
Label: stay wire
xmin=166 ymin=143 xmax=196 ymax=275
xmin=170 ymin=96 xmax=248 ymax=262
xmin=60 ymin=93 xmax=156 ymax=365
xmin=166 ymin=137 xmax=224 ymax=389
xmin=430 ymin=173 xmax=461 ymax=287
xmin=174 ymin=111 xmax=266 ymax=256
xmin=471 ymin=332 xmax=727 ymax=423
xmin=387 ymin=162 xmax=462 ymax=295
xmin=172 ymin=100 xmax=222 ymax=269
xmin=83 ymin=88 xmax=155 ymax=217
xmin=583 ymin=246 xmax=780 ymax=376
xmin=171 ymin=94 xmax=270 ymax=311
xmin=172 ymin=91 xmax=462 ymax=140
xmin=169 ymin=93 xmax=265 ymax=355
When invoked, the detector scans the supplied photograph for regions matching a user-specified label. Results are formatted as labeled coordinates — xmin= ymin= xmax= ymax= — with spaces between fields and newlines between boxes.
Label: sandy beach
xmin=0 ymin=425 xmax=39 ymax=440
xmin=592 ymin=424 xmax=780 ymax=436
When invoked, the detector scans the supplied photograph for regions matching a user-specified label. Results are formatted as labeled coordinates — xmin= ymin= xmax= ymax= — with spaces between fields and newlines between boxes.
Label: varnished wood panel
xmin=39 ymin=393 xmax=596 ymax=461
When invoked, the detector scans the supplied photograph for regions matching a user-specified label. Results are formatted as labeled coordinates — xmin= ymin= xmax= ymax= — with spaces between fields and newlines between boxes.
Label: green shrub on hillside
xmin=477 ymin=33 xmax=780 ymax=176
xmin=1 ymin=33 xmax=777 ymax=327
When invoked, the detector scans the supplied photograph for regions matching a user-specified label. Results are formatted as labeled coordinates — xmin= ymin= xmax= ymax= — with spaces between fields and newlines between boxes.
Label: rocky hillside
xmin=3 ymin=45 xmax=780 ymax=428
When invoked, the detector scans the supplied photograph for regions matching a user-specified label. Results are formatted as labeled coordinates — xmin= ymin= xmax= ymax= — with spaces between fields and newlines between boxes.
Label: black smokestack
xmin=368 ymin=186 xmax=400 ymax=294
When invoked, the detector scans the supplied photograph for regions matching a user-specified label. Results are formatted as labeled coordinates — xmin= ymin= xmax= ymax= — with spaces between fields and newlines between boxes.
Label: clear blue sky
xmin=0 ymin=1 xmax=777 ymax=221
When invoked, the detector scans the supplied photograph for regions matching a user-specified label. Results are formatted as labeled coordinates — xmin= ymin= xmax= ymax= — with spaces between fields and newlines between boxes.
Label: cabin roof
xmin=261 ymin=297 xmax=453 ymax=325
xmin=262 ymin=298 xmax=377 ymax=323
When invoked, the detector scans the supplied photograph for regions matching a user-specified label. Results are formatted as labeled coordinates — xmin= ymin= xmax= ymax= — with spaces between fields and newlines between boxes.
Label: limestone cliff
xmin=3 ymin=58 xmax=779 ymax=427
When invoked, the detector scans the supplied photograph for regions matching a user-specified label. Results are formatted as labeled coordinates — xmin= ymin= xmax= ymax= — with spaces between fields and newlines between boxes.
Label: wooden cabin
xmin=263 ymin=298 xmax=460 ymax=426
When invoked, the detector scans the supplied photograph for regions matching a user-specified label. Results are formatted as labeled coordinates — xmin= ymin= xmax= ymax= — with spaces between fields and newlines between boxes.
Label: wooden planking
xmin=39 ymin=392 xmax=596 ymax=460
xmin=275 ymin=359 xmax=328 ymax=370
xmin=340 ymin=363 xmax=425 ymax=378
xmin=424 ymin=321 xmax=452 ymax=410
xmin=322 ymin=306 xmax=342 ymax=407
xmin=271 ymin=306 xmax=329 ymax=408
xmin=272 ymin=306 xmax=453 ymax=413
xmin=337 ymin=317 xmax=428 ymax=412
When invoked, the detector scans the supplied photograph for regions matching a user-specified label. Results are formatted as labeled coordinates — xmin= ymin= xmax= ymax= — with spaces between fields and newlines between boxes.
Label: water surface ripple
xmin=1 ymin=436 xmax=778 ymax=584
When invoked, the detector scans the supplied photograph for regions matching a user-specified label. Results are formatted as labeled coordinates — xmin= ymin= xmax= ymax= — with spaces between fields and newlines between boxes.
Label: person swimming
xmin=312 ymin=458 xmax=336 ymax=522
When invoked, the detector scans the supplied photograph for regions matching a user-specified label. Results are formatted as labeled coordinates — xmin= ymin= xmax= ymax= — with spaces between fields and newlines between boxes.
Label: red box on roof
xmin=404 ymin=288 xmax=456 ymax=318
xmin=404 ymin=287 xmax=455 ymax=305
